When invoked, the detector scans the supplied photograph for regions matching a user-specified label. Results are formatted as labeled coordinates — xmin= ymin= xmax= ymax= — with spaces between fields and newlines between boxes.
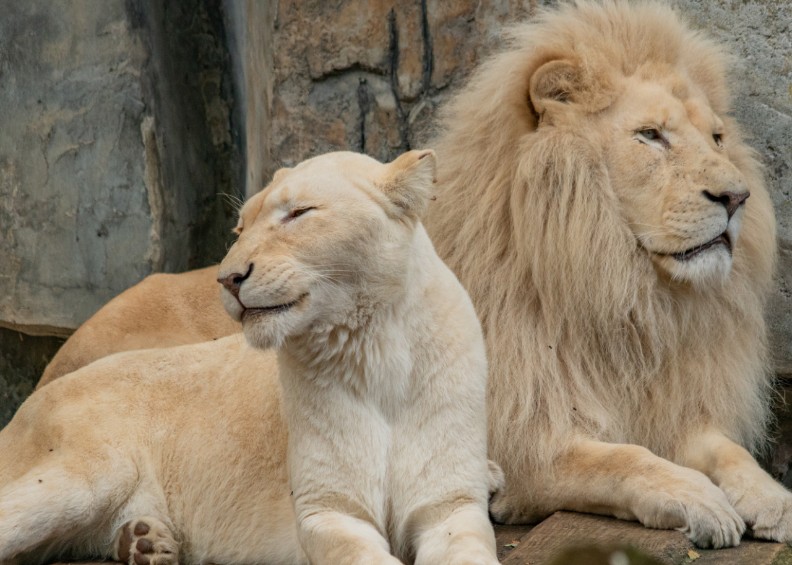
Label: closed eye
xmin=283 ymin=207 xmax=316 ymax=222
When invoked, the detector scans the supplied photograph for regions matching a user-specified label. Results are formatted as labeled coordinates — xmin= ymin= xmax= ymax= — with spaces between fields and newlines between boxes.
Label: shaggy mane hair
xmin=426 ymin=0 xmax=777 ymax=478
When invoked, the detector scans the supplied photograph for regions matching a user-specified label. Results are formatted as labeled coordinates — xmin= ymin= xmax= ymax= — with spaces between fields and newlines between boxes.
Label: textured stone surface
xmin=0 ymin=0 xmax=240 ymax=339
xmin=0 ymin=1 xmax=153 ymax=336
xmin=240 ymin=0 xmax=549 ymax=197
xmin=0 ymin=0 xmax=240 ymax=425
xmin=0 ymin=328 xmax=64 ymax=427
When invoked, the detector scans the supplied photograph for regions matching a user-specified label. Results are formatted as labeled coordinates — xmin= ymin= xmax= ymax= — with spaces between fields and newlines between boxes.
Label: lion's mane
xmin=426 ymin=0 xmax=777 ymax=478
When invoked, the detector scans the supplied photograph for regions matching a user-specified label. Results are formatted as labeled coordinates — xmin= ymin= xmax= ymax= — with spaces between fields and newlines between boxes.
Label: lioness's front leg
xmin=411 ymin=501 xmax=499 ymax=565
xmin=490 ymin=439 xmax=745 ymax=548
xmin=298 ymin=510 xmax=403 ymax=565
xmin=681 ymin=428 xmax=792 ymax=543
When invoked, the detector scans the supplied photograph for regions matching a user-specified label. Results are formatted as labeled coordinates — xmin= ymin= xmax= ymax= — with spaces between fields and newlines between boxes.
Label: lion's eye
xmin=713 ymin=132 xmax=724 ymax=147
xmin=284 ymin=207 xmax=316 ymax=222
xmin=637 ymin=128 xmax=662 ymax=141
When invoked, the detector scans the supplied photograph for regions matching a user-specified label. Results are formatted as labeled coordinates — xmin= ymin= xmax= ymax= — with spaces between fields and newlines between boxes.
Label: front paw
xmin=488 ymin=488 xmax=545 ymax=525
xmin=633 ymin=471 xmax=745 ymax=548
xmin=723 ymin=479 xmax=792 ymax=543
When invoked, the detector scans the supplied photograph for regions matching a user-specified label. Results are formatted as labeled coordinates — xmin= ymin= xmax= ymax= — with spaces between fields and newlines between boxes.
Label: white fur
xmin=218 ymin=150 xmax=498 ymax=564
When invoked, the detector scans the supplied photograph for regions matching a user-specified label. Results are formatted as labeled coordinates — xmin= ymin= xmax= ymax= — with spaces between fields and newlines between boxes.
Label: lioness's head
xmin=218 ymin=150 xmax=436 ymax=349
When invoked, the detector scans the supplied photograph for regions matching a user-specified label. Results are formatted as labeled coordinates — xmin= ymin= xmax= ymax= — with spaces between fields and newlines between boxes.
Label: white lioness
xmin=0 ymin=150 xmax=498 ymax=565
xmin=218 ymin=149 xmax=498 ymax=565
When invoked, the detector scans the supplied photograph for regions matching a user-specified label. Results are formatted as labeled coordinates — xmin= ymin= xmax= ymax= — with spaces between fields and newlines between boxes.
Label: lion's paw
xmin=488 ymin=489 xmax=542 ymax=525
xmin=722 ymin=479 xmax=792 ymax=543
xmin=114 ymin=516 xmax=178 ymax=565
xmin=635 ymin=473 xmax=745 ymax=549
xmin=486 ymin=459 xmax=505 ymax=499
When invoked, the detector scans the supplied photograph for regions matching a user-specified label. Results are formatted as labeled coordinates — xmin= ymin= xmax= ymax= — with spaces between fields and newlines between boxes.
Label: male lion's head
xmin=431 ymin=0 xmax=776 ymax=316
xmin=218 ymin=150 xmax=436 ymax=349
xmin=535 ymin=59 xmax=752 ymax=285
xmin=427 ymin=0 xmax=777 ymax=465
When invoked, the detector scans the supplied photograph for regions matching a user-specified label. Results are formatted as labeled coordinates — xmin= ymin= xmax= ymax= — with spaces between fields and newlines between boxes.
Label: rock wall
xmin=236 ymin=0 xmax=545 ymax=197
xmin=0 ymin=2 xmax=154 ymax=336
xmin=1 ymin=0 xmax=790 ymax=427
xmin=0 ymin=0 xmax=240 ymax=338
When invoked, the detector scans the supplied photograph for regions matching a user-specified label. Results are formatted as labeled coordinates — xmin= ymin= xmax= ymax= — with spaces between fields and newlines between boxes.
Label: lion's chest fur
xmin=274 ymin=252 xmax=490 ymax=559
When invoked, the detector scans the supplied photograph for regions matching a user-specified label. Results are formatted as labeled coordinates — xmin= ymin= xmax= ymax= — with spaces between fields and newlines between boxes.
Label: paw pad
xmin=116 ymin=517 xmax=178 ymax=565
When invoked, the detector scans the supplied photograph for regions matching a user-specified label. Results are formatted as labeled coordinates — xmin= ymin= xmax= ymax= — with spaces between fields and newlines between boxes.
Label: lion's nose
xmin=702 ymin=189 xmax=750 ymax=219
xmin=217 ymin=264 xmax=253 ymax=298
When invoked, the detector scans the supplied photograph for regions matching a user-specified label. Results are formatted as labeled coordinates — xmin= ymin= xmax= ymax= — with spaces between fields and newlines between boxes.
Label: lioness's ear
xmin=379 ymin=149 xmax=436 ymax=220
xmin=529 ymin=59 xmax=583 ymax=117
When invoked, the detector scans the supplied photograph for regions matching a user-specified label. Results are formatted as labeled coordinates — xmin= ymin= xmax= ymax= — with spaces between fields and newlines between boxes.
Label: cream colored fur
xmin=30 ymin=0 xmax=789 ymax=551
xmin=0 ymin=151 xmax=498 ymax=565
xmin=218 ymin=150 xmax=497 ymax=565
xmin=37 ymin=265 xmax=239 ymax=387
xmin=1 ymin=337 xmax=301 ymax=565
xmin=426 ymin=0 xmax=785 ymax=549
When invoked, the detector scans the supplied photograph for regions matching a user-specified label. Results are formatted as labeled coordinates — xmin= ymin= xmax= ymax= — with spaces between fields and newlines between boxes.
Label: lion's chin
xmin=654 ymin=245 xmax=733 ymax=286
xmin=240 ymin=294 xmax=311 ymax=350
xmin=241 ymin=294 xmax=308 ymax=321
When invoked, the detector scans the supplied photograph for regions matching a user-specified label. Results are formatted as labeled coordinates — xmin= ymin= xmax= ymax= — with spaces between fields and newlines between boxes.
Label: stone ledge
xmin=497 ymin=511 xmax=792 ymax=565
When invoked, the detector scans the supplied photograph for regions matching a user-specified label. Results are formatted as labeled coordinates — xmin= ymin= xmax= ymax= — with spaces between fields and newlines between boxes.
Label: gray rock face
xmin=0 ymin=0 xmax=240 ymax=426
xmin=0 ymin=2 xmax=153 ymax=336
xmin=0 ymin=0 xmax=240 ymax=338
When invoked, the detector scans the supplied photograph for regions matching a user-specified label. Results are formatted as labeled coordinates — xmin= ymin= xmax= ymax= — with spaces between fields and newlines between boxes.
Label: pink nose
xmin=703 ymin=190 xmax=750 ymax=219
xmin=217 ymin=264 xmax=253 ymax=298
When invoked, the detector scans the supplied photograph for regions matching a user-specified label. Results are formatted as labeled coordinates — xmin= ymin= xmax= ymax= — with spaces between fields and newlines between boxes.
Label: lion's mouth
xmin=242 ymin=293 xmax=308 ymax=319
xmin=668 ymin=232 xmax=731 ymax=262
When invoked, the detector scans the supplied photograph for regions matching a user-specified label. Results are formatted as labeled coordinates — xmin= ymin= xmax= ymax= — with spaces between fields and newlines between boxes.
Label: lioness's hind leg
xmin=114 ymin=516 xmax=179 ymax=565
xmin=0 ymin=461 xmax=133 ymax=563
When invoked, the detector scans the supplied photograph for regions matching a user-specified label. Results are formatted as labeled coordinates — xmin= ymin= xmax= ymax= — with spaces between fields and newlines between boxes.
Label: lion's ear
xmin=379 ymin=149 xmax=436 ymax=220
xmin=529 ymin=59 xmax=583 ymax=116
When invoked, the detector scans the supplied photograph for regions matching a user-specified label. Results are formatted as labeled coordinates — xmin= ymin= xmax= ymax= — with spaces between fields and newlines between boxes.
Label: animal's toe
xmin=115 ymin=516 xmax=178 ymax=565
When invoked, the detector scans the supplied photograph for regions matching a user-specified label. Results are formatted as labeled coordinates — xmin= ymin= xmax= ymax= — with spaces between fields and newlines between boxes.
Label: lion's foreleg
xmin=492 ymin=439 xmax=745 ymax=548
xmin=411 ymin=502 xmax=499 ymax=565
xmin=297 ymin=510 xmax=403 ymax=565
xmin=681 ymin=428 xmax=792 ymax=543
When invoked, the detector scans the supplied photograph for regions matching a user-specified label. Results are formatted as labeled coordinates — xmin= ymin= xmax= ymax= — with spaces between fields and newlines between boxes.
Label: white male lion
xmin=426 ymin=0 xmax=787 ymax=549
xmin=0 ymin=150 xmax=498 ymax=565
xmin=29 ymin=0 xmax=790 ymax=550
